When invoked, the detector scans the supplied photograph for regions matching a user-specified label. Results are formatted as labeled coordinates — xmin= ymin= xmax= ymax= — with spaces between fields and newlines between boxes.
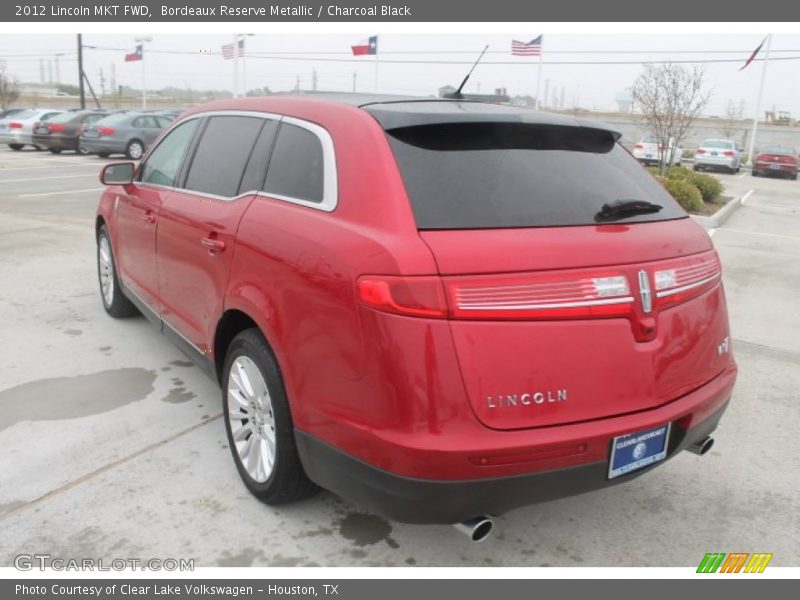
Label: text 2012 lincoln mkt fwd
xmin=96 ymin=95 xmax=736 ymax=542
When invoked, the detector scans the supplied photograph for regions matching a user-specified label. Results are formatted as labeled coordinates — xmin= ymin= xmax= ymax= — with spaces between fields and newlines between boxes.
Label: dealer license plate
xmin=608 ymin=424 xmax=671 ymax=479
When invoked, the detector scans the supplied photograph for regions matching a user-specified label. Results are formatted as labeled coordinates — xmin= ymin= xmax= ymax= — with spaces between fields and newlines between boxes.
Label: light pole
xmin=134 ymin=36 xmax=152 ymax=110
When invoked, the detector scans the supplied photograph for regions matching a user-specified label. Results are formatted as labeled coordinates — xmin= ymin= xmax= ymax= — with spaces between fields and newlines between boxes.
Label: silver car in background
xmin=0 ymin=108 xmax=64 ymax=150
xmin=79 ymin=112 xmax=172 ymax=159
xmin=693 ymin=139 xmax=741 ymax=174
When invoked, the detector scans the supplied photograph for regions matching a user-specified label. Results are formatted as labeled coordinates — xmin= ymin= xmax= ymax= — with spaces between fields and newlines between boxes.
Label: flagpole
xmin=134 ymin=36 xmax=151 ymax=110
xmin=535 ymin=42 xmax=543 ymax=110
xmin=233 ymin=34 xmax=239 ymax=98
xmin=374 ymin=38 xmax=379 ymax=93
xmin=746 ymin=34 xmax=771 ymax=167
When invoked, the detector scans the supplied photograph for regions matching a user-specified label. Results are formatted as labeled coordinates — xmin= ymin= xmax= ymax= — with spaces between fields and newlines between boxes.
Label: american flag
xmin=222 ymin=38 xmax=245 ymax=60
xmin=511 ymin=36 xmax=542 ymax=57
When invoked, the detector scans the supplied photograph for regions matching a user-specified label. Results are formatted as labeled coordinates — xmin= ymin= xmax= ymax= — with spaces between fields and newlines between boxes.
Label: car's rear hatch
xmin=367 ymin=103 xmax=731 ymax=430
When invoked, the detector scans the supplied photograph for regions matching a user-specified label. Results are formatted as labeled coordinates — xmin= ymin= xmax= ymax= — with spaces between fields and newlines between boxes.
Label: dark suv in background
xmin=32 ymin=110 xmax=109 ymax=154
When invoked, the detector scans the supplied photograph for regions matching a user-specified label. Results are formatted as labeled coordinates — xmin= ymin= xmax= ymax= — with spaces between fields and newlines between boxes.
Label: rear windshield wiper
xmin=595 ymin=199 xmax=663 ymax=222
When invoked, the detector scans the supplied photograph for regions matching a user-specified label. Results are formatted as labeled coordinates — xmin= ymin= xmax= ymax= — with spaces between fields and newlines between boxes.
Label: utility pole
xmin=77 ymin=34 xmax=86 ymax=109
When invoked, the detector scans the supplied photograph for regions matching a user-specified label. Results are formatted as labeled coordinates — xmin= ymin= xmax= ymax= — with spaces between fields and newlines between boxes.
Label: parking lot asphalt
xmin=0 ymin=149 xmax=798 ymax=568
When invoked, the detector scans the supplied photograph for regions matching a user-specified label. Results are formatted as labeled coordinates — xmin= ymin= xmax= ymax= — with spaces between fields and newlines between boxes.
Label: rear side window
xmin=386 ymin=122 xmax=686 ymax=229
xmin=132 ymin=116 xmax=159 ymax=128
xmin=184 ymin=116 xmax=264 ymax=197
xmin=140 ymin=119 xmax=199 ymax=187
xmin=263 ymin=122 xmax=324 ymax=203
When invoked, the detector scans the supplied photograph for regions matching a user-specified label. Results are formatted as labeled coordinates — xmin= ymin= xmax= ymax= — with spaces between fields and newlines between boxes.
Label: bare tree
xmin=0 ymin=71 xmax=21 ymax=111
xmin=719 ymin=99 xmax=745 ymax=140
xmin=632 ymin=63 xmax=711 ymax=175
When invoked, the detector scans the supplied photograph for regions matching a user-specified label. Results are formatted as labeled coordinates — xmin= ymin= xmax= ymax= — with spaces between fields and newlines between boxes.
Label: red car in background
xmin=95 ymin=96 xmax=736 ymax=541
xmin=752 ymin=145 xmax=799 ymax=180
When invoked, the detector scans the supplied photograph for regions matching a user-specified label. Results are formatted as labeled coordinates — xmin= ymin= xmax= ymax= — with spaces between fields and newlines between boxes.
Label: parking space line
xmin=717 ymin=228 xmax=800 ymax=242
xmin=0 ymin=163 xmax=103 ymax=171
xmin=0 ymin=413 xmax=222 ymax=522
xmin=0 ymin=174 xmax=97 ymax=183
xmin=18 ymin=187 xmax=104 ymax=198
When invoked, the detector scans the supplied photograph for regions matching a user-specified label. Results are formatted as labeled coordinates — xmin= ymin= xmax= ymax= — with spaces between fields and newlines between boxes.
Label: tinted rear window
xmin=386 ymin=123 xmax=686 ymax=229
xmin=263 ymin=123 xmax=324 ymax=203
xmin=702 ymin=140 xmax=733 ymax=149
xmin=184 ymin=116 xmax=264 ymax=197
xmin=761 ymin=146 xmax=796 ymax=154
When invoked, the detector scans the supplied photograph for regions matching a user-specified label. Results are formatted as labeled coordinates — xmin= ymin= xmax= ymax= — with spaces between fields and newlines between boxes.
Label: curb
xmin=690 ymin=189 xmax=752 ymax=229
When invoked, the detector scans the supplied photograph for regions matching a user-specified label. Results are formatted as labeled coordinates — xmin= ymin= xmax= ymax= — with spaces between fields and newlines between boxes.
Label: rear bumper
xmin=754 ymin=161 xmax=797 ymax=175
xmin=33 ymin=135 xmax=77 ymax=150
xmin=297 ymin=365 xmax=735 ymax=524
xmin=0 ymin=131 xmax=32 ymax=145
xmin=695 ymin=156 xmax=736 ymax=169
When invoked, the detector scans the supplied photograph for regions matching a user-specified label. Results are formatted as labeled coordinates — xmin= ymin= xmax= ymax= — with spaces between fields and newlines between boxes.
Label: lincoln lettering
xmin=486 ymin=390 xmax=568 ymax=408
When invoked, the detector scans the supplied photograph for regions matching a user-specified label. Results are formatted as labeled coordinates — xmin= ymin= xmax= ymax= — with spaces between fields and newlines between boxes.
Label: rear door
xmin=385 ymin=121 xmax=731 ymax=430
xmin=155 ymin=114 xmax=277 ymax=349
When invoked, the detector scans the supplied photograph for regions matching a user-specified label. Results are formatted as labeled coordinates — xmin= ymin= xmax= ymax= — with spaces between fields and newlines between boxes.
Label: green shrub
xmin=664 ymin=178 xmax=703 ymax=212
xmin=666 ymin=166 xmax=693 ymax=180
xmin=689 ymin=172 xmax=723 ymax=203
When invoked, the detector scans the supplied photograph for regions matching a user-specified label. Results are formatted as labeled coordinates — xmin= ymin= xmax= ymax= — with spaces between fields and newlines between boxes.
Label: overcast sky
xmin=2 ymin=33 xmax=799 ymax=115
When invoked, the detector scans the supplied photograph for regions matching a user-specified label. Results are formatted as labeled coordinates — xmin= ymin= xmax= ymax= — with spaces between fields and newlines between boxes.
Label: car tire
xmin=49 ymin=148 xmax=62 ymax=154
xmin=792 ymin=173 xmax=798 ymax=181
xmin=96 ymin=225 xmax=138 ymax=318
xmin=9 ymin=143 xmax=23 ymax=151
xmin=126 ymin=140 xmax=145 ymax=160
xmin=222 ymin=329 xmax=319 ymax=505
xmin=77 ymin=146 xmax=90 ymax=156
xmin=752 ymin=170 xmax=759 ymax=177
xmin=97 ymin=153 xmax=110 ymax=158
xmin=693 ymin=165 xmax=700 ymax=172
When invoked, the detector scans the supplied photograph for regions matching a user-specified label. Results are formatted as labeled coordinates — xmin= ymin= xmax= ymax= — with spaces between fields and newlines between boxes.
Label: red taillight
xmin=357 ymin=276 xmax=448 ymax=318
xmin=98 ymin=127 xmax=115 ymax=136
xmin=8 ymin=122 xmax=23 ymax=129
xmin=357 ymin=272 xmax=634 ymax=321
xmin=447 ymin=271 xmax=633 ymax=320
xmin=723 ymin=150 xmax=735 ymax=157
xmin=653 ymin=253 xmax=721 ymax=310
xmin=695 ymin=149 xmax=706 ymax=155
xmin=48 ymin=123 xmax=65 ymax=132
xmin=634 ymin=144 xmax=643 ymax=149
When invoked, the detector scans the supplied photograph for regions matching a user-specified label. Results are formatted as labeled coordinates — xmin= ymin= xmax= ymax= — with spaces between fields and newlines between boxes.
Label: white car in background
xmin=693 ymin=139 xmax=741 ymax=174
xmin=0 ymin=108 xmax=65 ymax=151
xmin=632 ymin=135 xmax=683 ymax=167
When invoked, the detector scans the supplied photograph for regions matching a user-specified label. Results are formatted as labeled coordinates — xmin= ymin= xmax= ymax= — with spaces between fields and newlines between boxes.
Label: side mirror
xmin=100 ymin=162 xmax=135 ymax=185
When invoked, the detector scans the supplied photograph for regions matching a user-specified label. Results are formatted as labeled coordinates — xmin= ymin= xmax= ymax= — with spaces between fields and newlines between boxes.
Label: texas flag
xmin=351 ymin=36 xmax=378 ymax=56
xmin=124 ymin=44 xmax=143 ymax=62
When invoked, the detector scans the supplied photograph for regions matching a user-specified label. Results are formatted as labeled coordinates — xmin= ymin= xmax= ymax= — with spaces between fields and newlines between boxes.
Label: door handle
xmin=200 ymin=237 xmax=226 ymax=254
xmin=141 ymin=210 xmax=156 ymax=224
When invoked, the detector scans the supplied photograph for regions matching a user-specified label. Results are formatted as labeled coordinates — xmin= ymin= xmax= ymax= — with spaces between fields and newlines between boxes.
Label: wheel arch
xmin=214 ymin=307 xmax=282 ymax=385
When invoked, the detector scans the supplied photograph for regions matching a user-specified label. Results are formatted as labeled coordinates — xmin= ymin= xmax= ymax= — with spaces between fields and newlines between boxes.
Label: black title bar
xmin=2 ymin=0 xmax=800 ymax=22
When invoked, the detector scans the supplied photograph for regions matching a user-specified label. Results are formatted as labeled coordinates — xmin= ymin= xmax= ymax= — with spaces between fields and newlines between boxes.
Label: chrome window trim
xmin=136 ymin=110 xmax=338 ymax=212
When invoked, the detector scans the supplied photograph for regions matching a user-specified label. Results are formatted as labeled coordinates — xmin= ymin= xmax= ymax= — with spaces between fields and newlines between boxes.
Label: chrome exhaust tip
xmin=453 ymin=516 xmax=494 ymax=543
xmin=688 ymin=436 xmax=714 ymax=456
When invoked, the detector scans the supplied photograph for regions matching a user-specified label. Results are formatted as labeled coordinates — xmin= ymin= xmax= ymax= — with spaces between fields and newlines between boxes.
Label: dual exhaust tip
xmin=453 ymin=436 xmax=714 ymax=543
